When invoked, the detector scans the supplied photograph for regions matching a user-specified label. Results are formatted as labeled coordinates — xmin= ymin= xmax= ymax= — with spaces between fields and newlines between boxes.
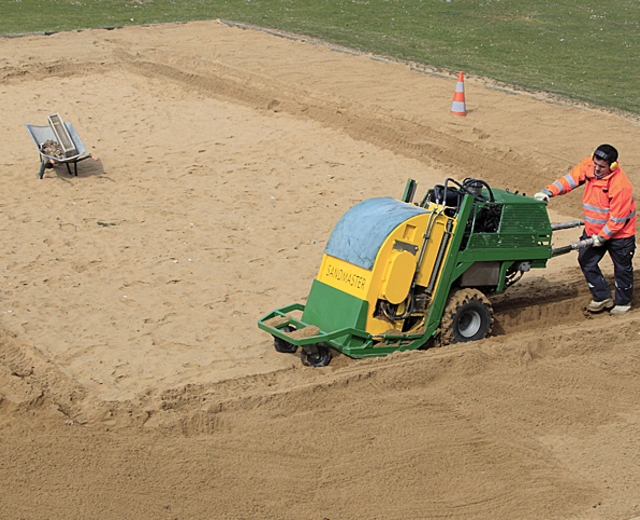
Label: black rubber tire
xmin=301 ymin=344 xmax=331 ymax=367
xmin=439 ymin=288 xmax=493 ymax=345
xmin=273 ymin=327 xmax=297 ymax=354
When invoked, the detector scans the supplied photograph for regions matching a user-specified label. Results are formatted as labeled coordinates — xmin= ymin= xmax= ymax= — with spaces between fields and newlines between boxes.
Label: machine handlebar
xmin=550 ymin=220 xmax=584 ymax=231
xmin=551 ymin=237 xmax=595 ymax=257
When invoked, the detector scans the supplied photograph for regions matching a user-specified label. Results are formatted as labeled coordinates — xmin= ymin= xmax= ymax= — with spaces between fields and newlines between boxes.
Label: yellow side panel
xmin=317 ymin=255 xmax=373 ymax=300
xmin=380 ymin=251 xmax=417 ymax=304
xmin=364 ymin=206 xmax=458 ymax=336
xmin=363 ymin=212 xmax=432 ymax=335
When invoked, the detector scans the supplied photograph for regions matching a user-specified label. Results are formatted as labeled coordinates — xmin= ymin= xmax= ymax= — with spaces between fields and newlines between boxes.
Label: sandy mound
xmin=1 ymin=20 xmax=639 ymax=520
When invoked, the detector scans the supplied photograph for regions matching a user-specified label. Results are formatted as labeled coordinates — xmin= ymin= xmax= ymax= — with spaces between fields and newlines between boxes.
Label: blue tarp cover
xmin=324 ymin=197 xmax=428 ymax=270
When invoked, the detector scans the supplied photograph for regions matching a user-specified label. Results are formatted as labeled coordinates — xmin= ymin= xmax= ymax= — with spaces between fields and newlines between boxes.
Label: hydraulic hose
xmin=381 ymin=294 xmax=415 ymax=321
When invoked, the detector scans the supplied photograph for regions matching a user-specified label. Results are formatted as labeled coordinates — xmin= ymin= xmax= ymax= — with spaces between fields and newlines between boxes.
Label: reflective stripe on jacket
xmin=544 ymin=157 xmax=636 ymax=239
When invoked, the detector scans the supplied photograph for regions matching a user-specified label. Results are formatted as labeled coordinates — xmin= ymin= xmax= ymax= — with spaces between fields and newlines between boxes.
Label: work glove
xmin=591 ymin=234 xmax=607 ymax=247
xmin=533 ymin=191 xmax=550 ymax=205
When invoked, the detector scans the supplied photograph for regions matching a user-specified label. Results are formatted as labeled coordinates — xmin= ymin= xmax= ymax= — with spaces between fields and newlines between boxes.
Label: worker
xmin=534 ymin=144 xmax=636 ymax=315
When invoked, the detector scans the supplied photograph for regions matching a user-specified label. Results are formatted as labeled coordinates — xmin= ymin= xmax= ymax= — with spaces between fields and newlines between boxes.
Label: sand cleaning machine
xmin=258 ymin=178 xmax=591 ymax=367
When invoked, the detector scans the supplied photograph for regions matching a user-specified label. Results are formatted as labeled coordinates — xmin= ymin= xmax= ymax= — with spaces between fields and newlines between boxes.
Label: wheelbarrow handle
xmin=75 ymin=154 xmax=97 ymax=163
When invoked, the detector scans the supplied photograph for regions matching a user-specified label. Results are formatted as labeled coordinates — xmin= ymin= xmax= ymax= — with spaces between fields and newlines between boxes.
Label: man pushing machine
xmin=535 ymin=144 xmax=636 ymax=315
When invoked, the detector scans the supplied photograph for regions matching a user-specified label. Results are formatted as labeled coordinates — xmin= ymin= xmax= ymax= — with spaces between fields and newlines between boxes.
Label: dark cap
xmin=593 ymin=144 xmax=618 ymax=165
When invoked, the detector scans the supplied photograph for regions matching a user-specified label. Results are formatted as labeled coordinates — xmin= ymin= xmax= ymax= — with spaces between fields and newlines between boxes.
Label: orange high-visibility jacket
xmin=544 ymin=157 xmax=636 ymax=239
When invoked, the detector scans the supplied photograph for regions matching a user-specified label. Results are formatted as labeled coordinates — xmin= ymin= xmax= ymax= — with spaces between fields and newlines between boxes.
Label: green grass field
xmin=2 ymin=0 xmax=639 ymax=114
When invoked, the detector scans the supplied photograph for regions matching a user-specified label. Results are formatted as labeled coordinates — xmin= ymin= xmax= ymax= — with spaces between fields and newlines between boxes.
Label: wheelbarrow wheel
xmin=301 ymin=344 xmax=331 ymax=367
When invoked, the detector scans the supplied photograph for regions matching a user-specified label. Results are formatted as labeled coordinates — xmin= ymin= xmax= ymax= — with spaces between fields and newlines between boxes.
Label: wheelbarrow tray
xmin=25 ymin=122 xmax=91 ymax=178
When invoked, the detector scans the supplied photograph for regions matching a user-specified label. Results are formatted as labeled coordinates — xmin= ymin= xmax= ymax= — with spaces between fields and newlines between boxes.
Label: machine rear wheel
xmin=439 ymin=288 xmax=493 ymax=345
xmin=301 ymin=344 xmax=331 ymax=367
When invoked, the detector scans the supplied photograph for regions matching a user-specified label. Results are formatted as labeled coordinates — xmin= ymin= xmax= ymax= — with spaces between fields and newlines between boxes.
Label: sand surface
xmin=1 ymin=20 xmax=639 ymax=520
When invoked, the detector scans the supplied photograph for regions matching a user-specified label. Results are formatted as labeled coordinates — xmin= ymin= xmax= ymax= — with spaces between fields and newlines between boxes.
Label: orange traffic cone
xmin=450 ymin=71 xmax=466 ymax=116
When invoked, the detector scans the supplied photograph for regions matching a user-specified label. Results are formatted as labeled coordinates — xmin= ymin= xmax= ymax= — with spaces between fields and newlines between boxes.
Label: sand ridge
xmin=1 ymin=20 xmax=639 ymax=520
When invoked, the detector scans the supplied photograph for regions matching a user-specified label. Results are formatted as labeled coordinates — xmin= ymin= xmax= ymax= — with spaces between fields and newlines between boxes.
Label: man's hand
xmin=591 ymin=234 xmax=607 ymax=247
xmin=534 ymin=191 xmax=550 ymax=205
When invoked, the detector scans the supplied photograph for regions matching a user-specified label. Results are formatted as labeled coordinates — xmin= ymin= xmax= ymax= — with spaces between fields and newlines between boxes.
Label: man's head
xmin=592 ymin=144 xmax=619 ymax=177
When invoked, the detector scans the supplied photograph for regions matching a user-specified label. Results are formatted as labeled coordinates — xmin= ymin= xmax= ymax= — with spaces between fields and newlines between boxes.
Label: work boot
xmin=610 ymin=304 xmax=631 ymax=315
xmin=587 ymin=298 xmax=614 ymax=312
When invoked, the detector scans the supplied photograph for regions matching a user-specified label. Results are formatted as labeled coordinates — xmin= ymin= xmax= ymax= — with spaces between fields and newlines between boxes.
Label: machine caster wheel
xmin=301 ymin=344 xmax=331 ymax=367
xmin=439 ymin=288 xmax=493 ymax=345
xmin=273 ymin=327 xmax=297 ymax=354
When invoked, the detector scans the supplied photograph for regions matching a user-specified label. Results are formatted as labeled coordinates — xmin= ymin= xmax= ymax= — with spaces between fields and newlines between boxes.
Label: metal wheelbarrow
xmin=25 ymin=114 xmax=96 ymax=179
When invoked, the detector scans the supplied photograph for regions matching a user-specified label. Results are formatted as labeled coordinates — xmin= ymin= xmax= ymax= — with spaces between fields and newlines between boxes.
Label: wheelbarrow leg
xmin=39 ymin=160 xmax=46 ymax=179
xmin=65 ymin=163 xmax=72 ymax=176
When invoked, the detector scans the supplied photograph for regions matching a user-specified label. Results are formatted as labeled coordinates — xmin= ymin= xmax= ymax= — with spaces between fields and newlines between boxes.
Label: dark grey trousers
xmin=578 ymin=232 xmax=636 ymax=305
